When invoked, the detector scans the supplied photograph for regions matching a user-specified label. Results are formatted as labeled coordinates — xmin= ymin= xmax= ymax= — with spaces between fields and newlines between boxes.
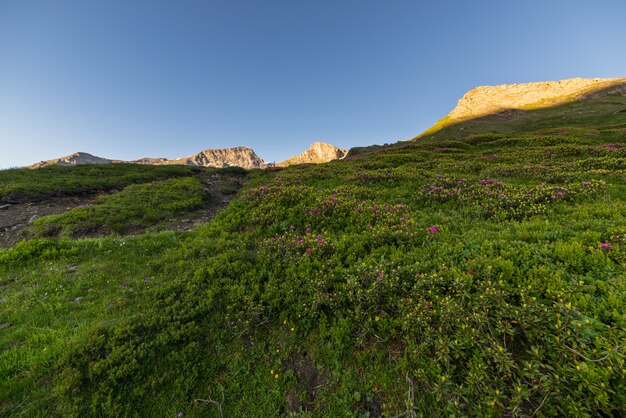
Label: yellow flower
xmin=274 ymin=373 xmax=279 ymax=379
xmin=375 ymin=316 xmax=380 ymax=321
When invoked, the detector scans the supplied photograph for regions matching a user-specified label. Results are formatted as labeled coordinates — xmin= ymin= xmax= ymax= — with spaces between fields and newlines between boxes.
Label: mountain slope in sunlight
xmin=415 ymin=77 xmax=626 ymax=140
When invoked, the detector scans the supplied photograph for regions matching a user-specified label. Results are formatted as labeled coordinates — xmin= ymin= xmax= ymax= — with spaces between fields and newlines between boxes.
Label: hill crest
xmin=450 ymin=77 xmax=626 ymax=121
xmin=29 ymin=152 xmax=118 ymax=168
xmin=417 ymin=77 xmax=626 ymax=139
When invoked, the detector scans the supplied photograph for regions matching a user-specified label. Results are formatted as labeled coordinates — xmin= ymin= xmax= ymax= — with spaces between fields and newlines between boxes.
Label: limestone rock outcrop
xmin=448 ymin=77 xmax=626 ymax=122
xmin=277 ymin=142 xmax=347 ymax=167
xmin=28 ymin=143 xmax=347 ymax=169
xmin=167 ymin=147 xmax=266 ymax=169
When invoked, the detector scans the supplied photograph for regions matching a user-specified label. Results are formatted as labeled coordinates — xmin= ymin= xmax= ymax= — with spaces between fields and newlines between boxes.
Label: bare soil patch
xmin=166 ymin=171 xmax=246 ymax=232
xmin=283 ymin=351 xmax=327 ymax=413
xmin=0 ymin=195 xmax=100 ymax=247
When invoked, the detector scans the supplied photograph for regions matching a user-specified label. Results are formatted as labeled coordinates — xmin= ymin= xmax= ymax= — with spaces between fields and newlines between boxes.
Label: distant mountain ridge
xmin=29 ymin=152 xmax=121 ymax=168
xmin=154 ymin=146 xmax=266 ymax=169
xmin=28 ymin=142 xmax=344 ymax=169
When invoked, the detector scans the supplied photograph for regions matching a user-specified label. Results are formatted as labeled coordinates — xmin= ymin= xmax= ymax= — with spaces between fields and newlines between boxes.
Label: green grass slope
xmin=2 ymin=110 xmax=626 ymax=416
xmin=27 ymin=177 xmax=208 ymax=238
xmin=0 ymin=164 xmax=202 ymax=203
xmin=414 ymin=92 xmax=626 ymax=142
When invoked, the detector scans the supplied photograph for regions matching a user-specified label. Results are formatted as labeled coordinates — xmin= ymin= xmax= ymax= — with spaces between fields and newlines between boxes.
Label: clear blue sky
xmin=1 ymin=0 xmax=625 ymax=168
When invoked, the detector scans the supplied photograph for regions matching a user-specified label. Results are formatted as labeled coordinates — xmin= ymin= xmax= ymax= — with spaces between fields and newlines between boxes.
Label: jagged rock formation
xmin=28 ymin=143 xmax=347 ymax=169
xmin=277 ymin=142 xmax=347 ymax=167
xmin=29 ymin=152 xmax=116 ymax=168
xmin=29 ymin=148 xmax=265 ymax=169
xmin=448 ymin=77 xmax=626 ymax=122
xmin=167 ymin=147 xmax=266 ymax=169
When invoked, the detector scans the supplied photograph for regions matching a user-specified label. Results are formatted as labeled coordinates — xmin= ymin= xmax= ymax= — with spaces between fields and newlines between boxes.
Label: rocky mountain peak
xmin=277 ymin=142 xmax=347 ymax=167
xmin=171 ymin=146 xmax=266 ymax=169
xmin=29 ymin=152 xmax=115 ymax=168
xmin=27 ymin=142 xmax=347 ymax=169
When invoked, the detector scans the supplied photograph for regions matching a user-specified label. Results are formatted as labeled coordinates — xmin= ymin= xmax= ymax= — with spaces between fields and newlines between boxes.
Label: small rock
xmin=73 ymin=297 xmax=83 ymax=303
xmin=28 ymin=214 xmax=40 ymax=224
xmin=68 ymin=265 xmax=79 ymax=273
xmin=0 ymin=323 xmax=10 ymax=329
xmin=0 ymin=204 xmax=11 ymax=210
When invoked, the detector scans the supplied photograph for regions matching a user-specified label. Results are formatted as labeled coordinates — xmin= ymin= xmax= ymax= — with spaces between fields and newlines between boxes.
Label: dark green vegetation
xmin=2 ymin=98 xmax=626 ymax=417
xmin=28 ymin=177 xmax=208 ymax=238
xmin=0 ymin=164 xmax=200 ymax=202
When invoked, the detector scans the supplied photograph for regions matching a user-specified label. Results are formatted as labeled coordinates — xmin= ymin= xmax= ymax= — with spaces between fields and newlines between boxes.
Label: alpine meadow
xmin=2 ymin=77 xmax=626 ymax=417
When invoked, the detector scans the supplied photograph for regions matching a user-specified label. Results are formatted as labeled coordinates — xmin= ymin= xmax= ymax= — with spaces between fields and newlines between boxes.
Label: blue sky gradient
xmin=1 ymin=0 xmax=625 ymax=167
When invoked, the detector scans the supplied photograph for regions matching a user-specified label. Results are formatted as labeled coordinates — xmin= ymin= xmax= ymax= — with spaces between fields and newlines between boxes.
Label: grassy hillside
xmin=0 ymin=164 xmax=202 ymax=202
xmin=2 ymin=112 xmax=626 ymax=416
xmin=27 ymin=177 xmax=208 ymax=238
xmin=414 ymin=93 xmax=626 ymax=142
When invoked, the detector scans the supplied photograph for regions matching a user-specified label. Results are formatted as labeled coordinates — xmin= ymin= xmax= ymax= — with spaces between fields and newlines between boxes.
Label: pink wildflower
xmin=426 ymin=225 xmax=438 ymax=234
